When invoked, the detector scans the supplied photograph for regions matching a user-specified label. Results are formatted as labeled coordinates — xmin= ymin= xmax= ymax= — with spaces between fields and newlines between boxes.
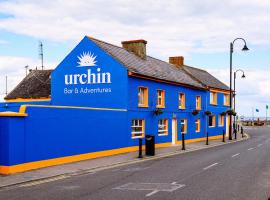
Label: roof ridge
xmin=183 ymin=64 xmax=207 ymax=72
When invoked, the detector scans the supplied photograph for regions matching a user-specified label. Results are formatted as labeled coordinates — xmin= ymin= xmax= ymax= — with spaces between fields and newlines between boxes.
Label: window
xmin=131 ymin=119 xmax=145 ymax=138
xmin=156 ymin=90 xmax=165 ymax=108
xmin=196 ymin=96 xmax=201 ymax=110
xmin=180 ymin=119 xmax=187 ymax=133
xmin=138 ymin=87 xmax=148 ymax=107
xmin=218 ymin=115 xmax=224 ymax=126
xmin=224 ymin=94 xmax=230 ymax=106
xmin=179 ymin=93 xmax=185 ymax=109
xmin=195 ymin=119 xmax=200 ymax=132
xmin=158 ymin=119 xmax=168 ymax=135
xmin=210 ymin=92 xmax=217 ymax=105
xmin=209 ymin=115 xmax=216 ymax=127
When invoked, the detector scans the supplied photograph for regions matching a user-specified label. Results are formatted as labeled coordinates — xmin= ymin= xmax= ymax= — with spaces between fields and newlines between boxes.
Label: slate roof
xmin=5 ymin=69 xmax=52 ymax=100
xmin=182 ymin=65 xmax=229 ymax=91
xmin=89 ymin=37 xmax=205 ymax=89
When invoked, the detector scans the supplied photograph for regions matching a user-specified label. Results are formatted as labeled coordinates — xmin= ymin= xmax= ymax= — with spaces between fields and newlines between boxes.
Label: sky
xmin=0 ymin=0 xmax=270 ymax=118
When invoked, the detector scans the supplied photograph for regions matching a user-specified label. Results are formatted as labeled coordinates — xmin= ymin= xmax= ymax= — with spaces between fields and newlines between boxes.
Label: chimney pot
xmin=122 ymin=39 xmax=147 ymax=59
xmin=169 ymin=56 xmax=184 ymax=67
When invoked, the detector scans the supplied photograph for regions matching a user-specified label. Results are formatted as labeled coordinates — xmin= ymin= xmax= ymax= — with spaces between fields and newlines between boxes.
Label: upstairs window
xmin=196 ymin=96 xmax=201 ymax=110
xmin=131 ymin=119 xmax=145 ymax=138
xmin=210 ymin=92 xmax=217 ymax=105
xmin=156 ymin=90 xmax=165 ymax=108
xmin=195 ymin=119 xmax=201 ymax=132
xmin=179 ymin=93 xmax=186 ymax=109
xmin=180 ymin=119 xmax=187 ymax=133
xmin=209 ymin=115 xmax=216 ymax=127
xmin=138 ymin=87 xmax=148 ymax=107
xmin=219 ymin=115 xmax=224 ymax=126
xmin=158 ymin=119 xmax=168 ymax=136
xmin=224 ymin=94 xmax=230 ymax=106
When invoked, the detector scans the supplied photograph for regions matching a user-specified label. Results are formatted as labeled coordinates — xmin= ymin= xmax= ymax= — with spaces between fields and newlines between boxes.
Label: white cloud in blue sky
xmin=0 ymin=0 xmax=270 ymax=117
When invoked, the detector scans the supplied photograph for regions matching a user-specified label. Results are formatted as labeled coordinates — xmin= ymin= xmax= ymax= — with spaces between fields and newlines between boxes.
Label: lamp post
xmin=233 ymin=69 xmax=246 ymax=129
xmin=229 ymin=38 xmax=249 ymax=140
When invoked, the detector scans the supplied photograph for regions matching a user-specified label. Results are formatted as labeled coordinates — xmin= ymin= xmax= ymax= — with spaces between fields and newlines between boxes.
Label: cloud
xmin=0 ymin=0 xmax=269 ymax=117
xmin=0 ymin=0 xmax=270 ymax=59
xmin=207 ymin=67 xmax=270 ymax=117
xmin=0 ymin=40 xmax=8 ymax=44
xmin=0 ymin=56 xmax=56 ymax=100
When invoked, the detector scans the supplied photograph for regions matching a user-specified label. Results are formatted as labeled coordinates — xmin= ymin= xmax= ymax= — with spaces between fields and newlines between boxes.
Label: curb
xmin=0 ymin=133 xmax=249 ymax=190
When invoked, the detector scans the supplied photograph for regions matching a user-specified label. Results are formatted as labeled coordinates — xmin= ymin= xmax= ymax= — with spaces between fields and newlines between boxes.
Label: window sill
xmin=224 ymin=104 xmax=230 ymax=107
xmin=218 ymin=125 xmax=224 ymax=127
xmin=181 ymin=132 xmax=187 ymax=134
xmin=178 ymin=107 xmax=186 ymax=110
xmin=156 ymin=106 xmax=165 ymax=109
xmin=209 ymin=126 xmax=216 ymax=128
xmin=210 ymin=103 xmax=218 ymax=106
xmin=132 ymin=136 xmax=144 ymax=139
xmin=158 ymin=133 xmax=168 ymax=136
xmin=138 ymin=105 xmax=148 ymax=108
xmin=195 ymin=131 xmax=200 ymax=133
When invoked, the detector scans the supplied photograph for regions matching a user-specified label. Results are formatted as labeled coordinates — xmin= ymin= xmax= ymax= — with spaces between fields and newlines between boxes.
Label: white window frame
xmin=209 ymin=115 xmax=216 ymax=127
xmin=195 ymin=119 xmax=200 ymax=132
xmin=196 ymin=96 xmax=201 ymax=110
xmin=210 ymin=92 xmax=217 ymax=105
xmin=156 ymin=90 xmax=165 ymax=108
xmin=131 ymin=119 xmax=145 ymax=138
xmin=180 ymin=119 xmax=187 ymax=133
xmin=158 ymin=119 xmax=168 ymax=136
xmin=179 ymin=93 xmax=185 ymax=109
xmin=224 ymin=94 xmax=229 ymax=106
xmin=218 ymin=115 xmax=224 ymax=126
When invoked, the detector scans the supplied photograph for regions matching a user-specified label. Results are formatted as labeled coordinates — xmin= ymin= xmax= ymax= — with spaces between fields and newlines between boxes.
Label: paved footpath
xmin=0 ymin=132 xmax=247 ymax=189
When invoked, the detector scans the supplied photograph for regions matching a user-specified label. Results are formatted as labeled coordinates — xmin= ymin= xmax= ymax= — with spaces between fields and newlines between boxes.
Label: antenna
xmin=39 ymin=41 xmax=44 ymax=70
xmin=5 ymin=76 xmax=7 ymax=96
xmin=25 ymin=65 xmax=29 ymax=76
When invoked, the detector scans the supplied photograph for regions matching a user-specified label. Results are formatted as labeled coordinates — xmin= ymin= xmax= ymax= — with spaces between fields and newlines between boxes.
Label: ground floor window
xmin=181 ymin=119 xmax=187 ymax=133
xmin=158 ymin=119 xmax=168 ymax=136
xmin=209 ymin=115 xmax=216 ymax=127
xmin=195 ymin=119 xmax=201 ymax=132
xmin=218 ymin=115 xmax=224 ymax=126
xmin=131 ymin=119 xmax=145 ymax=138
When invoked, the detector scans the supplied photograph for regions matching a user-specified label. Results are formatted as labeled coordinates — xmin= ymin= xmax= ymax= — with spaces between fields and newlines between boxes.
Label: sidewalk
xmin=0 ymin=133 xmax=248 ymax=189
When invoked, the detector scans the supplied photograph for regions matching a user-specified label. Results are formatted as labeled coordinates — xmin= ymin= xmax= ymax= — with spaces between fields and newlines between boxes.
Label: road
xmin=0 ymin=127 xmax=270 ymax=200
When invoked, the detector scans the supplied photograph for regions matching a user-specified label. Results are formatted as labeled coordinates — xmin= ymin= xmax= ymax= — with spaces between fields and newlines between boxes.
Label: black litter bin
xmin=145 ymin=135 xmax=155 ymax=156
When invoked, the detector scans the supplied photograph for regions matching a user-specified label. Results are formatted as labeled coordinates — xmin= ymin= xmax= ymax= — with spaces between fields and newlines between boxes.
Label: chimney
xmin=121 ymin=39 xmax=147 ymax=59
xmin=169 ymin=56 xmax=184 ymax=67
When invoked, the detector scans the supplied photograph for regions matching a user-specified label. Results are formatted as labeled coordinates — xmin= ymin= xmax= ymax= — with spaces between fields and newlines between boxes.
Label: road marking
xmin=20 ymin=175 xmax=68 ymax=187
xmin=146 ymin=190 xmax=159 ymax=197
xmin=257 ymin=144 xmax=263 ymax=147
xmin=203 ymin=163 xmax=219 ymax=170
xmin=248 ymin=147 xmax=254 ymax=151
xmin=231 ymin=153 xmax=240 ymax=158
xmin=113 ymin=182 xmax=185 ymax=197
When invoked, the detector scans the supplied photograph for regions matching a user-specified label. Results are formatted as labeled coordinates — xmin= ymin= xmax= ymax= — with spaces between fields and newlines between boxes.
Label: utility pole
xmin=5 ymin=76 xmax=8 ymax=96
xmin=39 ymin=41 xmax=44 ymax=70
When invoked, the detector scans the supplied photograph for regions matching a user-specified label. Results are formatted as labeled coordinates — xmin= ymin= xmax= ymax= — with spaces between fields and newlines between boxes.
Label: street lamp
xmin=233 ymin=69 xmax=246 ymax=129
xmin=229 ymin=38 xmax=249 ymax=140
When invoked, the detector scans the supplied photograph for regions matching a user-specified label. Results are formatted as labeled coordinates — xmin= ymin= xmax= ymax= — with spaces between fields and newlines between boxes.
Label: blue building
xmin=0 ymin=36 xmax=230 ymax=174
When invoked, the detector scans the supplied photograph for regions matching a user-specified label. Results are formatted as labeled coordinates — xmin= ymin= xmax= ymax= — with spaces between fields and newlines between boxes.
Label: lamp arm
xmin=232 ymin=38 xmax=247 ymax=46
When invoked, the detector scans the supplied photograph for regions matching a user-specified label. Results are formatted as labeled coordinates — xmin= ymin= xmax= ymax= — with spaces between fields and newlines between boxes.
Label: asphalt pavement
xmin=0 ymin=126 xmax=269 ymax=200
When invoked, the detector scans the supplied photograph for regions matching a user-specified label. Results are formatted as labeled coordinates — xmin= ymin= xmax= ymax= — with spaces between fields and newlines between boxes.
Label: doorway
xmin=172 ymin=119 xmax=177 ymax=145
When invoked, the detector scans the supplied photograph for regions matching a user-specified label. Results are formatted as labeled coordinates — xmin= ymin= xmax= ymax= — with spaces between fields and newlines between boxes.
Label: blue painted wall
xmin=0 ymin=101 xmax=51 ymax=112
xmin=0 ymin=36 xmax=230 ymax=168
xmin=127 ymin=77 xmax=209 ymax=143
xmin=51 ymin=36 xmax=128 ymax=109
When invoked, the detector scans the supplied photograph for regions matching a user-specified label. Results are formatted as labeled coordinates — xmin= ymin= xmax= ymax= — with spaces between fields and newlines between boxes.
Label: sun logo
xmin=77 ymin=52 xmax=97 ymax=67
